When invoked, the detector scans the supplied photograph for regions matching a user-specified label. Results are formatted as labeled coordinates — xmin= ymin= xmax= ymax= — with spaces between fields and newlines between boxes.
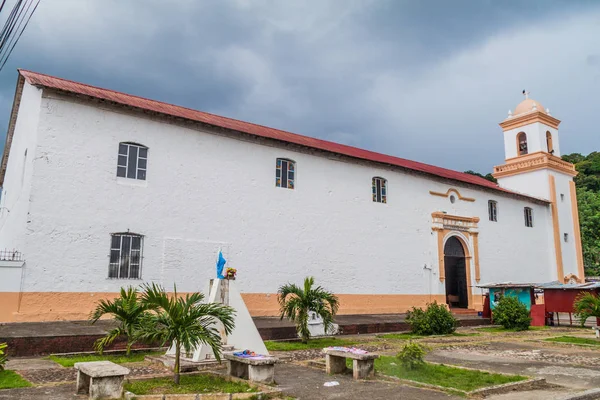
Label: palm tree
xmin=89 ymin=286 xmax=149 ymax=356
xmin=136 ymin=283 xmax=236 ymax=384
xmin=574 ymin=292 xmax=600 ymax=328
xmin=278 ymin=276 xmax=340 ymax=344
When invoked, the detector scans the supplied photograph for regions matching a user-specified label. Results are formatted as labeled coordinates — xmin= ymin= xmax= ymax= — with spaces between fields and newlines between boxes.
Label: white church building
xmin=0 ymin=70 xmax=584 ymax=322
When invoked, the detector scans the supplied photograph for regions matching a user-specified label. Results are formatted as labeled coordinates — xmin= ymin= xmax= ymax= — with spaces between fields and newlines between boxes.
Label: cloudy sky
xmin=1 ymin=0 xmax=599 ymax=174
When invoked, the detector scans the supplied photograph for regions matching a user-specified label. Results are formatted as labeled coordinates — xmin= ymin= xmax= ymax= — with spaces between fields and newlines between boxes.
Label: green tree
xmin=463 ymin=170 xmax=497 ymax=183
xmin=136 ymin=283 xmax=236 ymax=385
xmin=574 ymin=292 xmax=600 ymax=327
xmin=89 ymin=287 xmax=149 ymax=356
xmin=278 ymin=276 xmax=340 ymax=343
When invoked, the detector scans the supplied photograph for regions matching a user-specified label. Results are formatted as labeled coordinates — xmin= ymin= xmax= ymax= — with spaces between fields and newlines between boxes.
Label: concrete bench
xmin=323 ymin=348 xmax=379 ymax=380
xmin=74 ymin=361 xmax=130 ymax=400
xmin=223 ymin=353 xmax=277 ymax=384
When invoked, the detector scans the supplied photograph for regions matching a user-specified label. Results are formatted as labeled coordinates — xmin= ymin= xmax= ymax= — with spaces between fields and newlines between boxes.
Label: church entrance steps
xmin=451 ymin=308 xmax=479 ymax=316
xmin=0 ymin=315 xmax=490 ymax=357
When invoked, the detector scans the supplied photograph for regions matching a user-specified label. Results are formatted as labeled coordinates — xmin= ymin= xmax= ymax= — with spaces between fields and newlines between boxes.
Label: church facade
xmin=0 ymin=70 xmax=584 ymax=322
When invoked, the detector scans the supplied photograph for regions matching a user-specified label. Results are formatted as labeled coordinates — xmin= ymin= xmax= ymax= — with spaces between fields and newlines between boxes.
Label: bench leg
xmin=248 ymin=364 xmax=275 ymax=384
xmin=227 ymin=360 xmax=248 ymax=379
xmin=326 ymin=354 xmax=347 ymax=375
xmin=353 ymin=359 xmax=375 ymax=380
xmin=89 ymin=376 xmax=125 ymax=400
xmin=76 ymin=371 xmax=90 ymax=395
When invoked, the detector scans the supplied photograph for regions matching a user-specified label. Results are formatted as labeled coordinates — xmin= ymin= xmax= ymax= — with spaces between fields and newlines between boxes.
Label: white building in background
xmin=0 ymin=70 xmax=585 ymax=322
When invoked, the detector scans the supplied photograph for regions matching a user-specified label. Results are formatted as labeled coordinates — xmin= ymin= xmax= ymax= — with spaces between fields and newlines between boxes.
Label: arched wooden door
xmin=444 ymin=237 xmax=468 ymax=308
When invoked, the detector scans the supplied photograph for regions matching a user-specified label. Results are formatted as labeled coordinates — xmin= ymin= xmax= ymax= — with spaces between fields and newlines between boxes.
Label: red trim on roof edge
xmin=17 ymin=69 xmax=547 ymax=202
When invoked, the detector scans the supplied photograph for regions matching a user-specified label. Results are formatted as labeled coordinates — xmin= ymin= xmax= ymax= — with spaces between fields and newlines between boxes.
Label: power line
xmin=0 ymin=0 xmax=41 ymax=72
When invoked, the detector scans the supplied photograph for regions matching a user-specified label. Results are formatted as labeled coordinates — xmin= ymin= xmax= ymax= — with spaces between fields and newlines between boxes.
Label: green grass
xmin=477 ymin=326 xmax=548 ymax=333
xmin=124 ymin=373 xmax=257 ymax=395
xmin=375 ymin=356 xmax=526 ymax=391
xmin=264 ymin=337 xmax=358 ymax=351
xmin=0 ymin=370 xmax=32 ymax=390
xmin=48 ymin=351 xmax=163 ymax=367
xmin=377 ymin=332 xmax=478 ymax=340
xmin=545 ymin=336 xmax=600 ymax=346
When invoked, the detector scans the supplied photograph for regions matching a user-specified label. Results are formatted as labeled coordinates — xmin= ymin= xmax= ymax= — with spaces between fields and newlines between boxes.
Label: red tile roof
xmin=17 ymin=69 xmax=545 ymax=202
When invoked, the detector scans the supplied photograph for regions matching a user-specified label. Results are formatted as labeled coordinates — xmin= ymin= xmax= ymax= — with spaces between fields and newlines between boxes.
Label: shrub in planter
xmin=397 ymin=341 xmax=427 ymax=369
xmin=492 ymin=295 xmax=531 ymax=331
xmin=406 ymin=301 xmax=458 ymax=335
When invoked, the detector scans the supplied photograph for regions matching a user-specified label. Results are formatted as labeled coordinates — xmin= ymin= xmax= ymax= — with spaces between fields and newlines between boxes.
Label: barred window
xmin=372 ymin=177 xmax=387 ymax=203
xmin=117 ymin=143 xmax=148 ymax=180
xmin=524 ymin=207 xmax=533 ymax=228
xmin=276 ymin=158 xmax=295 ymax=189
xmin=488 ymin=200 xmax=497 ymax=222
xmin=109 ymin=233 xmax=143 ymax=279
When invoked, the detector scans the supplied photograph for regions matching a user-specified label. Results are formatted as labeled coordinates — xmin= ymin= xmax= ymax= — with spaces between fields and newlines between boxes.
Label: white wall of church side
xmin=5 ymin=94 xmax=557 ymax=318
xmin=553 ymin=171 xmax=579 ymax=278
xmin=0 ymin=81 xmax=43 ymax=252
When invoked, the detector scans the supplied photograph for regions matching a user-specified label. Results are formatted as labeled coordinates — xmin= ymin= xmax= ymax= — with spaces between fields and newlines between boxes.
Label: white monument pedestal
xmin=167 ymin=279 xmax=268 ymax=363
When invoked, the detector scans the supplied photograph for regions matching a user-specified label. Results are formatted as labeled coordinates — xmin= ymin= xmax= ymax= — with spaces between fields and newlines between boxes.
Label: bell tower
xmin=493 ymin=92 xmax=584 ymax=283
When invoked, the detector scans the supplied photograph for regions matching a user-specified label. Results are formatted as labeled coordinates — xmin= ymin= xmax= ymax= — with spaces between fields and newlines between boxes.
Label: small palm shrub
xmin=574 ymin=292 xmax=600 ymax=327
xmin=278 ymin=277 xmax=339 ymax=343
xmin=492 ymin=295 xmax=531 ymax=331
xmin=406 ymin=302 xmax=457 ymax=335
xmin=137 ymin=283 xmax=236 ymax=385
xmin=90 ymin=287 xmax=150 ymax=355
xmin=0 ymin=343 xmax=7 ymax=370
xmin=397 ymin=341 xmax=427 ymax=369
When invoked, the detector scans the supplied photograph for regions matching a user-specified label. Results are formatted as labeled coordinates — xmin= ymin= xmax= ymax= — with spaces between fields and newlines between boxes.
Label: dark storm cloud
xmin=1 ymin=0 xmax=599 ymax=175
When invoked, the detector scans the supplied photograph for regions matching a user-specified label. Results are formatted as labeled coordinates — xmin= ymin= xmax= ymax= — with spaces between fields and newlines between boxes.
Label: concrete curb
xmin=558 ymin=388 xmax=600 ymax=400
xmin=467 ymin=377 xmax=547 ymax=397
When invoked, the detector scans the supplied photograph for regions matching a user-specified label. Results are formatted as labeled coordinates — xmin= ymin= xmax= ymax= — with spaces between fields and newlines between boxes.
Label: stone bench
xmin=323 ymin=348 xmax=379 ymax=380
xmin=223 ymin=353 xmax=278 ymax=384
xmin=74 ymin=361 xmax=130 ymax=400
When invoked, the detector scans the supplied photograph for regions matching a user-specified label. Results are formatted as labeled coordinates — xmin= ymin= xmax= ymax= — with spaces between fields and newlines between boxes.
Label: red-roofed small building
xmin=0 ymin=71 xmax=585 ymax=322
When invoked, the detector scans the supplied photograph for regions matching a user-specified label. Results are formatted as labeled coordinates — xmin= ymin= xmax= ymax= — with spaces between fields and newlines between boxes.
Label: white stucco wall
xmin=0 ymin=81 xmax=43 ymax=252
xmin=9 ymin=93 xmax=557 ymax=301
xmin=553 ymin=171 xmax=579 ymax=278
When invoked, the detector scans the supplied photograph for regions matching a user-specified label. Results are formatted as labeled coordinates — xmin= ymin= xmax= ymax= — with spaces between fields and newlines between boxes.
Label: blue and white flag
xmin=216 ymin=250 xmax=226 ymax=279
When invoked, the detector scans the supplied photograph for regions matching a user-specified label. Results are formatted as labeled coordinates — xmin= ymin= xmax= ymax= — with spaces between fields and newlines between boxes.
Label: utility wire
xmin=0 ymin=0 xmax=32 ymax=64
xmin=0 ymin=0 xmax=41 ymax=72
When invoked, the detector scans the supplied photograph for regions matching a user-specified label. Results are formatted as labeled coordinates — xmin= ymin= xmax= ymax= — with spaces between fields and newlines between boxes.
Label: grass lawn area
xmin=377 ymin=332 xmax=478 ymax=340
xmin=264 ymin=337 xmax=358 ymax=351
xmin=48 ymin=350 xmax=163 ymax=367
xmin=124 ymin=374 xmax=257 ymax=395
xmin=545 ymin=336 xmax=600 ymax=346
xmin=375 ymin=356 xmax=526 ymax=391
xmin=0 ymin=370 xmax=32 ymax=390
xmin=477 ymin=326 xmax=548 ymax=333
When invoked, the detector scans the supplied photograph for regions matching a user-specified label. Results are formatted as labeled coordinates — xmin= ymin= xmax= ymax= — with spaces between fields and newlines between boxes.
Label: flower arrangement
xmin=225 ymin=267 xmax=237 ymax=280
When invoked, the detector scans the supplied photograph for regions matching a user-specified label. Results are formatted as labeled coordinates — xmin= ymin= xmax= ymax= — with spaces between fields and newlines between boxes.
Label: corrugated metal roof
xmin=537 ymin=282 xmax=600 ymax=290
xmin=13 ymin=69 xmax=549 ymax=201
xmin=478 ymin=282 xmax=541 ymax=289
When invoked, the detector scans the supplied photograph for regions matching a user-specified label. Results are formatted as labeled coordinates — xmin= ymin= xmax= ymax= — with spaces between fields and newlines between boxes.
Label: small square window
xmin=560 ymin=194 xmax=565 ymax=202
xmin=564 ymin=233 xmax=569 ymax=242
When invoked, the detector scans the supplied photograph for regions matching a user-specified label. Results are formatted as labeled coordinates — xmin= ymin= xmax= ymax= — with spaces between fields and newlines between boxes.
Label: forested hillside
xmin=562 ymin=152 xmax=600 ymax=276
xmin=466 ymin=153 xmax=600 ymax=276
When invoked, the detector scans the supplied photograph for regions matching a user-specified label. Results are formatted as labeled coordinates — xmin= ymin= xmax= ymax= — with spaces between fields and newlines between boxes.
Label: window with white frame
xmin=117 ymin=143 xmax=148 ymax=180
xmin=372 ymin=177 xmax=387 ymax=203
xmin=488 ymin=200 xmax=497 ymax=222
xmin=276 ymin=158 xmax=295 ymax=189
xmin=524 ymin=207 xmax=533 ymax=228
xmin=109 ymin=233 xmax=143 ymax=279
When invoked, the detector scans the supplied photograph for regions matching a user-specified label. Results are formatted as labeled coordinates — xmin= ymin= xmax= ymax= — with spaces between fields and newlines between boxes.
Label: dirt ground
xmin=3 ymin=325 xmax=600 ymax=399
